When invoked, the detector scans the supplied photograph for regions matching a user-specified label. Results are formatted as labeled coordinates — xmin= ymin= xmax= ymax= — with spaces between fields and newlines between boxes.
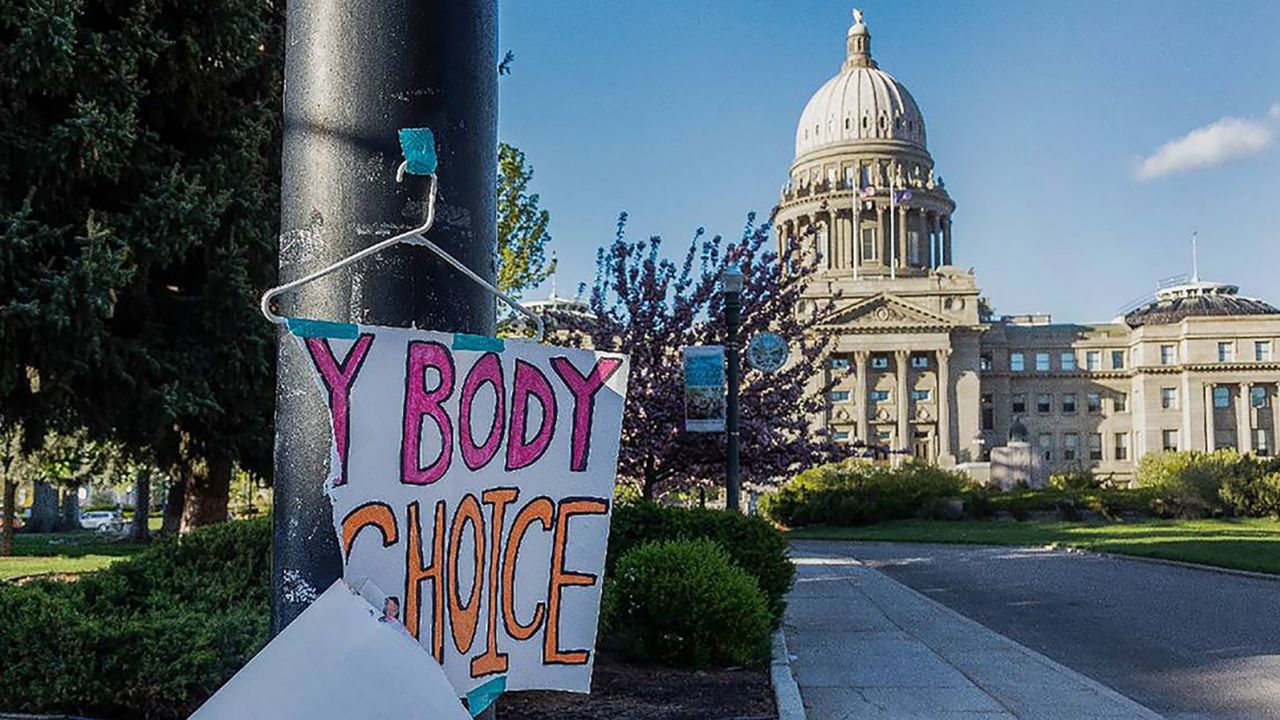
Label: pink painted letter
xmin=304 ymin=334 xmax=375 ymax=486
xmin=550 ymin=356 xmax=623 ymax=472
xmin=401 ymin=341 xmax=455 ymax=485
xmin=459 ymin=352 xmax=505 ymax=471
xmin=506 ymin=359 xmax=557 ymax=471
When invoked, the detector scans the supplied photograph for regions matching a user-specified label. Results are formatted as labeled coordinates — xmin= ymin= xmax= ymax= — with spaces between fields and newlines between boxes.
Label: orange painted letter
xmin=405 ymin=500 xmax=446 ymax=662
xmin=544 ymin=497 xmax=608 ymax=665
xmin=502 ymin=497 xmax=553 ymax=641
xmin=470 ymin=488 xmax=520 ymax=678
xmin=448 ymin=494 xmax=485 ymax=655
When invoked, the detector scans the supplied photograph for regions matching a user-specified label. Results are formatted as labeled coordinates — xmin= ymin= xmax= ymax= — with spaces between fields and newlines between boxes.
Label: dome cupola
xmin=794 ymin=9 xmax=927 ymax=159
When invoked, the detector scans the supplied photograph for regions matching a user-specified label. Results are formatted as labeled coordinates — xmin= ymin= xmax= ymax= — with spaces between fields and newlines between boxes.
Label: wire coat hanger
xmin=260 ymin=128 xmax=546 ymax=342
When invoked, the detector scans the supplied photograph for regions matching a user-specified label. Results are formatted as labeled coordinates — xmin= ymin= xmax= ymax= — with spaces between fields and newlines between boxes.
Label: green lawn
xmin=788 ymin=518 xmax=1280 ymax=574
xmin=0 ymin=516 xmax=164 ymax=580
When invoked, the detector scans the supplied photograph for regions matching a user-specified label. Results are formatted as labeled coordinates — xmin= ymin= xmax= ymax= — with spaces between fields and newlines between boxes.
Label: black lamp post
xmin=721 ymin=262 xmax=744 ymax=511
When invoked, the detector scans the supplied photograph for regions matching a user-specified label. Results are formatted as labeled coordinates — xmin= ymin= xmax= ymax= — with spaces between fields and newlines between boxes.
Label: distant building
xmin=774 ymin=11 xmax=1280 ymax=479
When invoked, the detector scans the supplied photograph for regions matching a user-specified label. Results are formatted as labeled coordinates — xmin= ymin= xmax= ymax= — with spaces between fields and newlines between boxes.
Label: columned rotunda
xmin=777 ymin=10 xmax=1280 ymax=479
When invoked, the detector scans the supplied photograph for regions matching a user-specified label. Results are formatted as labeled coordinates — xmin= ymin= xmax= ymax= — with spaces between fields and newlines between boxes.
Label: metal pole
xmin=725 ymin=290 xmax=742 ymax=511
xmin=272 ymin=0 xmax=498 ymax=634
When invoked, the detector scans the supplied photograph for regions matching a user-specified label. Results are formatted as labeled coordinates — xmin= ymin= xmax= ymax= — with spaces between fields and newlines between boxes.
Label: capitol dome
xmin=794 ymin=11 xmax=926 ymax=159
xmin=1124 ymin=280 xmax=1280 ymax=328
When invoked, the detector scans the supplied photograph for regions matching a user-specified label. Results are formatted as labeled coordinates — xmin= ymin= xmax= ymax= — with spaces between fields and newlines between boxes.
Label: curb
xmin=770 ymin=629 xmax=806 ymax=720
xmin=1061 ymin=546 xmax=1280 ymax=582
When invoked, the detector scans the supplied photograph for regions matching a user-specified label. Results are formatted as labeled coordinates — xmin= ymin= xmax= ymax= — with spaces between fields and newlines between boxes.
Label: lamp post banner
xmin=683 ymin=345 xmax=727 ymax=432
xmin=290 ymin=321 xmax=629 ymax=695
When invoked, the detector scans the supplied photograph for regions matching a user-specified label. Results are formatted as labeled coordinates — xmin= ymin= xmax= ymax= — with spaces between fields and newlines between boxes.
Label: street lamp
xmin=721 ymin=262 xmax=744 ymax=511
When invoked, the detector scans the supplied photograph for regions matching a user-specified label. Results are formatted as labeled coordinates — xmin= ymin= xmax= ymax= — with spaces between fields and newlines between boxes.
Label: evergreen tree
xmin=0 ymin=0 xmax=284 ymax=530
xmin=580 ymin=213 xmax=840 ymax=499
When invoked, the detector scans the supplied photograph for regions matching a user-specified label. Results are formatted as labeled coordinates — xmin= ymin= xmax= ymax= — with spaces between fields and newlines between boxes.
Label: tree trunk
xmin=23 ymin=481 xmax=58 ymax=533
xmin=57 ymin=486 xmax=83 ymax=532
xmin=160 ymin=478 xmax=185 ymax=537
xmin=181 ymin=453 xmax=232 ymax=534
xmin=130 ymin=468 xmax=151 ymax=543
xmin=1 ymin=478 xmax=16 ymax=556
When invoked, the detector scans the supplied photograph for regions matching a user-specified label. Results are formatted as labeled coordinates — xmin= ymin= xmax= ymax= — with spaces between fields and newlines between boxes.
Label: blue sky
xmin=497 ymin=1 xmax=1280 ymax=321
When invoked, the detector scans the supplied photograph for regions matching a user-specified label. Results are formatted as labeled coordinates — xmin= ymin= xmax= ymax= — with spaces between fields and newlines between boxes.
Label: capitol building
xmin=776 ymin=11 xmax=1280 ymax=480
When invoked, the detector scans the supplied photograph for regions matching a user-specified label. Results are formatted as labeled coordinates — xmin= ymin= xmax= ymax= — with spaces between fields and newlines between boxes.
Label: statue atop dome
xmin=852 ymin=8 xmax=864 ymax=26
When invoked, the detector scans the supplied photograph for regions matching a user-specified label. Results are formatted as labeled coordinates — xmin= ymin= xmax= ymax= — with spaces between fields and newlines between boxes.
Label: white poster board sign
xmin=293 ymin=322 xmax=629 ymax=695
xmin=193 ymin=581 xmax=470 ymax=720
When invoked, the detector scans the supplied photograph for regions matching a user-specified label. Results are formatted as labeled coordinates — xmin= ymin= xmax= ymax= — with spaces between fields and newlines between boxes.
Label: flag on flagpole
xmin=895 ymin=189 xmax=912 ymax=204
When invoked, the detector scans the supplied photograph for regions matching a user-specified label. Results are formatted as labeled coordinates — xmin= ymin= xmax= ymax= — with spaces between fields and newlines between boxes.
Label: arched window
xmin=862 ymin=116 xmax=869 ymax=129
xmin=845 ymin=117 xmax=851 ymax=130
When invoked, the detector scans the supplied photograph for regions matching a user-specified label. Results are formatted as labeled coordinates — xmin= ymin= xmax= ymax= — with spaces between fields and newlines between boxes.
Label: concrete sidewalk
xmin=784 ymin=542 xmax=1164 ymax=720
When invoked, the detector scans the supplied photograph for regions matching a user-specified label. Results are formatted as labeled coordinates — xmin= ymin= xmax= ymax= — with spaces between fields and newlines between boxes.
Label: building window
xmin=981 ymin=393 xmax=994 ymax=405
xmin=1088 ymin=433 xmax=1103 ymax=461
xmin=1086 ymin=351 xmax=1101 ymax=371
xmin=1114 ymin=393 xmax=1127 ymax=413
xmin=911 ymin=389 xmax=931 ymax=402
xmin=870 ymin=390 xmax=890 ymax=403
xmin=871 ymin=355 xmax=889 ymax=369
xmin=830 ymin=356 xmax=851 ymax=370
xmin=910 ymin=355 xmax=929 ymax=369
xmin=1037 ymin=394 xmax=1052 ymax=413
xmin=1257 ymin=340 xmax=1273 ymax=362
xmin=982 ymin=407 xmax=994 ymax=431
xmin=1035 ymin=353 xmax=1050 ymax=372
xmin=876 ymin=430 xmax=891 ymax=443
xmin=980 ymin=353 xmax=993 ymax=371
xmin=1160 ymin=387 xmax=1178 ymax=410
xmin=833 ymin=430 xmax=850 ymax=442
xmin=1160 ymin=344 xmax=1176 ymax=365
xmin=1010 ymin=352 xmax=1025 ymax=372
xmin=1162 ymin=429 xmax=1179 ymax=452
xmin=1062 ymin=393 xmax=1077 ymax=414
xmin=1087 ymin=393 xmax=1102 ymax=414
xmin=1012 ymin=393 xmax=1027 ymax=414
xmin=1060 ymin=352 xmax=1076 ymax=371
xmin=860 ymin=228 xmax=879 ymax=262
xmin=1111 ymin=350 xmax=1125 ymax=369
xmin=829 ymin=390 xmax=851 ymax=402
xmin=1038 ymin=433 xmax=1053 ymax=461
xmin=1063 ymin=433 xmax=1078 ymax=461
xmin=1251 ymin=386 xmax=1269 ymax=408
xmin=1255 ymin=429 xmax=1272 ymax=457
xmin=907 ymin=231 xmax=921 ymax=265
xmin=1213 ymin=386 xmax=1230 ymax=408
xmin=1218 ymin=341 xmax=1235 ymax=363
xmin=1115 ymin=433 xmax=1129 ymax=461
xmin=1214 ymin=429 xmax=1237 ymax=451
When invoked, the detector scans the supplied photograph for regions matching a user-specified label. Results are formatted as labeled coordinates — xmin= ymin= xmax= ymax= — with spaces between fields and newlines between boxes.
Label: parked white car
xmin=80 ymin=510 xmax=123 ymax=531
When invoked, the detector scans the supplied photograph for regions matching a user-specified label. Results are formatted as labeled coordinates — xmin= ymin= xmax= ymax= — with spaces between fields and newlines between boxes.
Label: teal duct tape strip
xmin=398 ymin=128 xmax=438 ymax=175
xmin=466 ymin=676 xmax=506 ymax=717
xmin=452 ymin=333 xmax=505 ymax=352
xmin=286 ymin=317 xmax=360 ymax=339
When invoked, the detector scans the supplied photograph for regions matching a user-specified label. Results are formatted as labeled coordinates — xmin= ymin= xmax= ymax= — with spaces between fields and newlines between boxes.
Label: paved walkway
xmin=784 ymin=542 xmax=1164 ymax=719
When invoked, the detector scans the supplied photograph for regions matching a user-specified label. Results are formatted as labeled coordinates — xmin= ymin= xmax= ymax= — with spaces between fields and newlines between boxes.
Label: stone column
xmin=942 ymin=215 xmax=953 ymax=265
xmin=854 ymin=351 xmax=870 ymax=444
xmin=897 ymin=205 xmax=907 ymax=272
xmin=1239 ymin=382 xmax=1253 ymax=453
xmin=874 ymin=206 xmax=885 ymax=267
xmin=1272 ymin=383 xmax=1280 ymax=456
xmin=936 ymin=349 xmax=952 ymax=463
xmin=1204 ymin=383 xmax=1216 ymax=450
xmin=895 ymin=350 xmax=910 ymax=463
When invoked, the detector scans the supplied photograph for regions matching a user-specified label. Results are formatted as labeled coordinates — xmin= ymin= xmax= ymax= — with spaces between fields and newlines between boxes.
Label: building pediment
xmin=817 ymin=293 xmax=954 ymax=332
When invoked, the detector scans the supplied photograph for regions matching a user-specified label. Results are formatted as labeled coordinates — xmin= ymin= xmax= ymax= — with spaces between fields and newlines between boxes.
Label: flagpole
xmin=1191 ymin=230 xmax=1199 ymax=282
xmin=889 ymin=175 xmax=897 ymax=280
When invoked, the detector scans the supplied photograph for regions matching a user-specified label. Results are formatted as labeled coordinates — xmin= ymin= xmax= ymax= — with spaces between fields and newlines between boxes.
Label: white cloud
xmin=1136 ymin=109 xmax=1276 ymax=180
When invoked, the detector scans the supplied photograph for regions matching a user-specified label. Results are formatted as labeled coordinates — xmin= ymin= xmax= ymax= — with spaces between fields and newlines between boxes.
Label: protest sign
xmin=293 ymin=321 xmax=629 ymax=695
xmin=683 ymin=345 xmax=725 ymax=432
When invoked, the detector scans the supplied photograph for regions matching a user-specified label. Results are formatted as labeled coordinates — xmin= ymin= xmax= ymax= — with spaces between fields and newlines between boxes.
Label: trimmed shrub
xmin=0 ymin=519 xmax=270 ymax=719
xmin=1048 ymin=468 xmax=1104 ymax=492
xmin=761 ymin=460 xmax=969 ymax=528
xmin=608 ymin=502 xmax=793 ymax=623
xmin=1221 ymin=471 xmax=1280 ymax=519
xmin=604 ymin=538 xmax=771 ymax=668
xmin=1136 ymin=450 xmax=1239 ymax=517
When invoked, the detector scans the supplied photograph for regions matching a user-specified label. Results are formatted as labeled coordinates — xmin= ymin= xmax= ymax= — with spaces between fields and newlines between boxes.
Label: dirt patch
xmin=498 ymin=651 xmax=776 ymax=720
